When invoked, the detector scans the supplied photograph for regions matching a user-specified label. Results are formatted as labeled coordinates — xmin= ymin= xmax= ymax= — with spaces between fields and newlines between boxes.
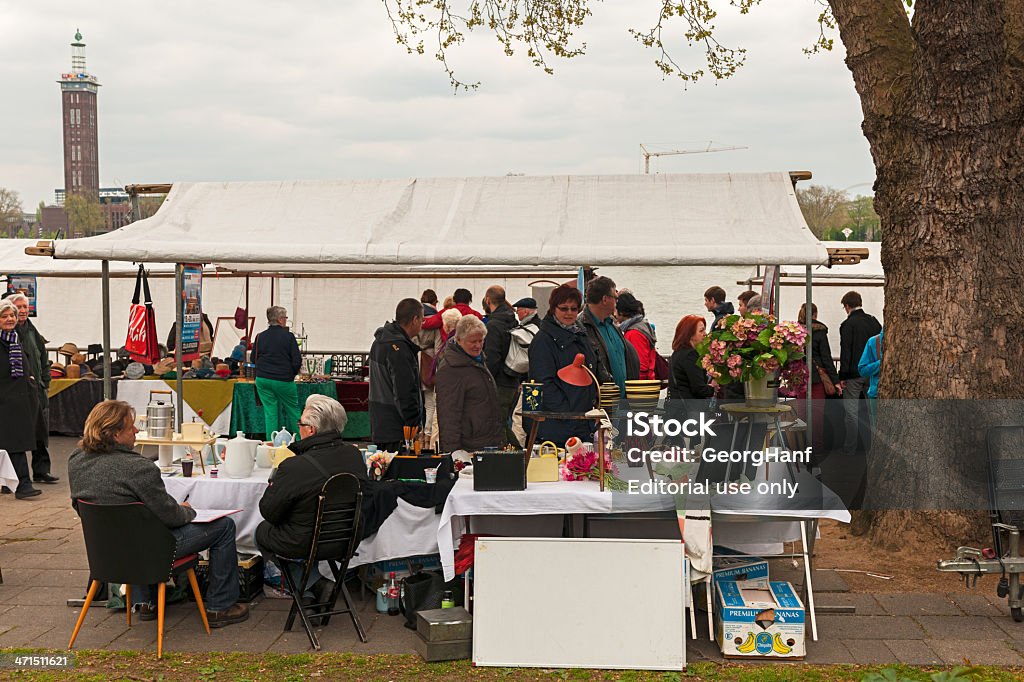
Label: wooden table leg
xmin=523 ymin=417 xmax=541 ymax=455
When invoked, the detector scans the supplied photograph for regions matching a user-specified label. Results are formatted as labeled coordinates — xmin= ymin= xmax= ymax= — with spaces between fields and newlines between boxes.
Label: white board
xmin=472 ymin=537 xmax=686 ymax=670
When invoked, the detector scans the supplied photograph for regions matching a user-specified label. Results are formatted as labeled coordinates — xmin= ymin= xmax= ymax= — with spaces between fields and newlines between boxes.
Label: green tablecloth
xmin=228 ymin=381 xmax=370 ymax=440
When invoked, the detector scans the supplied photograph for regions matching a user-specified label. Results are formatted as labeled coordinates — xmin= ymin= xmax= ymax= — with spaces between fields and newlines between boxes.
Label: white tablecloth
xmin=437 ymin=477 xmax=851 ymax=580
xmin=0 ymin=450 xmax=18 ymax=491
xmin=162 ymin=466 xmax=440 ymax=564
xmin=118 ymin=380 xmax=232 ymax=435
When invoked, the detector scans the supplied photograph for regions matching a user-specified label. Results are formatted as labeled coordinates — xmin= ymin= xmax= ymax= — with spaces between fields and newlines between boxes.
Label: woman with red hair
xmin=668 ymin=315 xmax=714 ymax=403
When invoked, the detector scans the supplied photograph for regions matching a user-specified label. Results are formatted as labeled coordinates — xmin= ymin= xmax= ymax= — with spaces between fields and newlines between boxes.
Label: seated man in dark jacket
xmin=256 ymin=394 xmax=367 ymax=601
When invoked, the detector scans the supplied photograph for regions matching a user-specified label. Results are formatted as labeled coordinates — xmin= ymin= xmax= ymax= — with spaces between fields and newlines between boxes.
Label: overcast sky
xmin=1 ymin=1 xmax=876 ymax=209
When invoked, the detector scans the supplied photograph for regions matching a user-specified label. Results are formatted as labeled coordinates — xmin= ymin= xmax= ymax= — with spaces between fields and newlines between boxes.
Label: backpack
xmin=503 ymin=322 xmax=538 ymax=377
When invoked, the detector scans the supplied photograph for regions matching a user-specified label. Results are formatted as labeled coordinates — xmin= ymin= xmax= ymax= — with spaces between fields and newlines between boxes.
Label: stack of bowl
xmin=599 ymin=382 xmax=620 ymax=413
xmin=624 ymin=379 xmax=662 ymax=408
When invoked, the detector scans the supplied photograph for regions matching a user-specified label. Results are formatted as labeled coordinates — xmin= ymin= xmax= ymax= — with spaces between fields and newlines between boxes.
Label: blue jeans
xmin=257 ymin=541 xmax=321 ymax=597
xmin=132 ymin=517 xmax=240 ymax=612
xmin=841 ymin=376 xmax=869 ymax=454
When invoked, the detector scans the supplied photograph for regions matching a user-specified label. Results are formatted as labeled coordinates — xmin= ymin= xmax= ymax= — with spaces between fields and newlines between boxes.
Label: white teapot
xmin=215 ymin=431 xmax=258 ymax=479
xmin=255 ymin=442 xmax=274 ymax=469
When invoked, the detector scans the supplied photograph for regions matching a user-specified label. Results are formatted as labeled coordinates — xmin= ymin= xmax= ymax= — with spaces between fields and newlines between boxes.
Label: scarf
xmin=1 ymin=329 xmax=25 ymax=378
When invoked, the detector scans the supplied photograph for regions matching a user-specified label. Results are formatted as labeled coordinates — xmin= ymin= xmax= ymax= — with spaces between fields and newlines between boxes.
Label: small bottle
xmin=441 ymin=590 xmax=455 ymax=609
xmin=386 ymin=572 xmax=400 ymax=616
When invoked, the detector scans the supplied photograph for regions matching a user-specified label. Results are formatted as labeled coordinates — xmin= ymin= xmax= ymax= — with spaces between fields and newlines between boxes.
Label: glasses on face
xmin=297 ymin=421 xmax=311 ymax=429
xmin=556 ymin=305 xmax=580 ymax=313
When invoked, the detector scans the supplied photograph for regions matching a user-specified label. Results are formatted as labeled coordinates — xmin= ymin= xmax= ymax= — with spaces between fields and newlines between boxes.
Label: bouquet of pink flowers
xmin=696 ymin=312 xmax=808 ymax=394
xmin=560 ymin=447 xmax=612 ymax=482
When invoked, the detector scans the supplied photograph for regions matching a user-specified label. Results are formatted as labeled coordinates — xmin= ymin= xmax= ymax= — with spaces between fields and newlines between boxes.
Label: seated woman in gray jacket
xmin=68 ymin=400 xmax=249 ymax=627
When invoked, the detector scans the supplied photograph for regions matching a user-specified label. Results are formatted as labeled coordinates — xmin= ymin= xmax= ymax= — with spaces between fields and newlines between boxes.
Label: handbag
xmin=399 ymin=569 xmax=446 ymax=630
xmin=816 ymin=366 xmax=838 ymax=397
xmin=527 ymin=440 xmax=560 ymax=482
xmin=654 ymin=352 xmax=670 ymax=381
xmin=125 ymin=265 xmax=160 ymax=364
xmin=420 ymin=351 xmax=436 ymax=389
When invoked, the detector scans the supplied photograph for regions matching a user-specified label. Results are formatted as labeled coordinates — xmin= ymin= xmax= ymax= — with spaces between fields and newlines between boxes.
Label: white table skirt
xmin=118 ymin=380 xmax=232 ymax=435
xmin=0 ymin=450 xmax=18 ymax=491
xmin=162 ymin=466 xmax=440 ymax=564
xmin=437 ymin=477 xmax=851 ymax=581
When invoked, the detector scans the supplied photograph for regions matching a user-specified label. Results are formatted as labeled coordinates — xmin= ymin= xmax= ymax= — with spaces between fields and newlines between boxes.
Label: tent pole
xmin=244 ymin=275 xmax=250 ymax=362
xmin=101 ymin=260 xmax=111 ymax=400
xmin=805 ymin=266 xmax=813 ymax=457
xmin=175 ymin=264 xmax=184 ymax=434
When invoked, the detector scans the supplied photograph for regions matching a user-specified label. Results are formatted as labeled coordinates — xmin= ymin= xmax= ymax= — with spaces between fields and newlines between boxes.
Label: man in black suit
xmin=256 ymin=394 xmax=367 ymax=601
xmin=838 ymin=290 xmax=882 ymax=455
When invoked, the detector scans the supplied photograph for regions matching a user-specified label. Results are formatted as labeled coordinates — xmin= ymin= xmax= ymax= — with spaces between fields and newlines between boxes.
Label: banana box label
xmin=712 ymin=557 xmax=769 ymax=590
xmin=715 ymin=581 xmax=805 ymax=658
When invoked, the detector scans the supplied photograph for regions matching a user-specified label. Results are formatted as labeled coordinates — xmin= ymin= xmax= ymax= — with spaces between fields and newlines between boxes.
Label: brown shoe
xmin=206 ymin=602 xmax=250 ymax=628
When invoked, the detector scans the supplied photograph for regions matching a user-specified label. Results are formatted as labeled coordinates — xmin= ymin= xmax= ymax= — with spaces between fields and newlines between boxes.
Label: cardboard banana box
xmin=715 ymin=580 xmax=805 ymax=659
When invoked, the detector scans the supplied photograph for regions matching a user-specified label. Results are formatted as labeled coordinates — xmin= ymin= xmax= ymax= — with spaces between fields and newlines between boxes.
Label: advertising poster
xmin=761 ymin=265 xmax=780 ymax=316
xmin=6 ymin=275 xmax=38 ymax=317
xmin=180 ymin=264 xmax=203 ymax=361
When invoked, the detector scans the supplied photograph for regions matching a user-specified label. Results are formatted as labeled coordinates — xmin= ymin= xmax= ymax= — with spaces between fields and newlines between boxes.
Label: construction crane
xmin=640 ymin=141 xmax=748 ymax=174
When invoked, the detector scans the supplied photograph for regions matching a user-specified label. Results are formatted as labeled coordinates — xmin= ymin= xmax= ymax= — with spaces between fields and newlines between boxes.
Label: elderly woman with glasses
xmin=252 ymin=305 xmax=303 ymax=441
xmin=526 ymin=285 xmax=598 ymax=446
xmin=434 ymin=315 xmax=504 ymax=452
xmin=0 ymin=299 xmax=44 ymax=499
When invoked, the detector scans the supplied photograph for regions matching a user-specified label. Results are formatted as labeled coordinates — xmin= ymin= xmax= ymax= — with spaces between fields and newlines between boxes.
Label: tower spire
xmin=71 ymin=29 xmax=86 ymax=74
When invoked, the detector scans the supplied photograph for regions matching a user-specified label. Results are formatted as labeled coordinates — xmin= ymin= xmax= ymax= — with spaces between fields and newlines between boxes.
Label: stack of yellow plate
xmin=625 ymin=379 xmax=662 ymax=408
xmin=599 ymin=382 xmax=620 ymax=412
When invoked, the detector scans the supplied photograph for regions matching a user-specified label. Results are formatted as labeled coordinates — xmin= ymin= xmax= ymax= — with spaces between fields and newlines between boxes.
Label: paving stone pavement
xmin=1 ymin=437 xmax=1023 ymax=667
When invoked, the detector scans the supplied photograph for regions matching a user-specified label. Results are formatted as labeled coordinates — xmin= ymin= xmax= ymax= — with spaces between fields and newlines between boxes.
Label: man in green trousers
xmin=252 ymin=306 xmax=302 ymax=441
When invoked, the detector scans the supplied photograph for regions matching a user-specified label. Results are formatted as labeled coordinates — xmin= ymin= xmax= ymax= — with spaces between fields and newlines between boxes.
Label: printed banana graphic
xmin=736 ymin=633 xmax=757 ymax=653
xmin=772 ymin=633 xmax=793 ymax=654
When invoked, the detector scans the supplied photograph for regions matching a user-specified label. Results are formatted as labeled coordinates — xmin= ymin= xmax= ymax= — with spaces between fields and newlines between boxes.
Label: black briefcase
xmin=471 ymin=450 xmax=527 ymax=491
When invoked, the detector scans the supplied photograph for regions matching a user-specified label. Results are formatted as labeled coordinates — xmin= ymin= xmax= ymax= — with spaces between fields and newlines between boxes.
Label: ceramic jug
xmin=219 ymin=431 xmax=257 ymax=479
xmin=255 ymin=442 xmax=274 ymax=469
xmin=271 ymin=428 xmax=294 ymax=448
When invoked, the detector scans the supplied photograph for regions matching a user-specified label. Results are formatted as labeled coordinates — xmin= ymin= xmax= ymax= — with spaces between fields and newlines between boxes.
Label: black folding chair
xmin=267 ymin=473 xmax=367 ymax=650
xmin=68 ymin=501 xmax=210 ymax=658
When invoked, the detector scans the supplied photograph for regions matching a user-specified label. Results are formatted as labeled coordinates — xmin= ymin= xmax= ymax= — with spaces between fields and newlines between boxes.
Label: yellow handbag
xmin=527 ymin=441 xmax=560 ymax=483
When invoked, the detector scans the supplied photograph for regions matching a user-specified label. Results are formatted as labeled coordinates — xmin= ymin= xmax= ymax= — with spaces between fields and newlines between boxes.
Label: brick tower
xmin=58 ymin=29 xmax=100 ymax=201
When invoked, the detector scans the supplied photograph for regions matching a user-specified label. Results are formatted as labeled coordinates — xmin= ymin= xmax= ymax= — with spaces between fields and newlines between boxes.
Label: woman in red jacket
xmin=616 ymin=292 xmax=659 ymax=380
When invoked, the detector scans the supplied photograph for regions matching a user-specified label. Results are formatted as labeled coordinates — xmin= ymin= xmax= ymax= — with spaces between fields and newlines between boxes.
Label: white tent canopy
xmin=1 ymin=239 xmax=176 ymax=276
xmin=42 ymin=173 xmax=828 ymax=269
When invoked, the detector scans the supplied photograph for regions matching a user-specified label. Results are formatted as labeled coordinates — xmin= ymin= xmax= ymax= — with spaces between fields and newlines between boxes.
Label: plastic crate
xmin=189 ymin=553 xmax=264 ymax=603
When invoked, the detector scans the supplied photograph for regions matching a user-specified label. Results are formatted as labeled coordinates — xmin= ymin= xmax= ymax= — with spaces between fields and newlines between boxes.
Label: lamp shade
xmin=557 ymin=353 xmax=594 ymax=387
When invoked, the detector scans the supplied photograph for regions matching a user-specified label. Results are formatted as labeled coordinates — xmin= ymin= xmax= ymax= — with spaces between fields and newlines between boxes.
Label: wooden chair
xmin=68 ymin=501 xmax=210 ymax=658
xmin=266 ymin=473 xmax=366 ymax=650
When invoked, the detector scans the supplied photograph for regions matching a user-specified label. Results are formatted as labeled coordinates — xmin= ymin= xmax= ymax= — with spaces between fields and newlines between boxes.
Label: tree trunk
xmin=829 ymin=0 xmax=1024 ymax=545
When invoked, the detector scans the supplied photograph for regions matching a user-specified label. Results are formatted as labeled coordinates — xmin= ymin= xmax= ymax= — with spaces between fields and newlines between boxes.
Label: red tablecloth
xmin=334 ymin=380 xmax=368 ymax=412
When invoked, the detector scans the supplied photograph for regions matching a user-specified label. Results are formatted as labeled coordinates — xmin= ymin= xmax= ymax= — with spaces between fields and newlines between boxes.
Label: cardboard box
xmin=715 ymin=581 xmax=805 ymax=659
xmin=713 ymin=557 xmax=769 ymax=589
xmin=363 ymin=554 xmax=442 ymax=584
xmin=414 ymin=634 xmax=472 ymax=662
xmin=417 ymin=606 xmax=473 ymax=642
